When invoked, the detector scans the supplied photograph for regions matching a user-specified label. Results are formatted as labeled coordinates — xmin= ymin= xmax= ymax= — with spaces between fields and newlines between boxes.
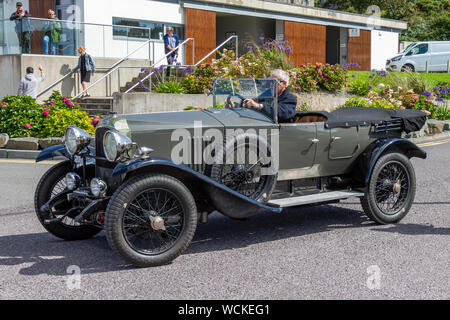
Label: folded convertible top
xmin=325 ymin=107 xmax=427 ymax=133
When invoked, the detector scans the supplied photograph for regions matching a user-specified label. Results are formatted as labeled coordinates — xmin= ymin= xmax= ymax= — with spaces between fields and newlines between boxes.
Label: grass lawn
xmin=347 ymin=71 xmax=450 ymax=91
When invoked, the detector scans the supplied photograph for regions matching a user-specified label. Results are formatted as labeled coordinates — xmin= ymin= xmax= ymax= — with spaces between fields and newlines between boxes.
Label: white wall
xmin=81 ymin=0 xmax=184 ymax=65
xmin=371 ymin=30 xmax=399 ymax=70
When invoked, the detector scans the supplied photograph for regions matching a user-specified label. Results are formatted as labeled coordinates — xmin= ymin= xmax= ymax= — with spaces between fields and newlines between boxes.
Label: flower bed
xmin=0 ymin=91 xmax=95 ymax=139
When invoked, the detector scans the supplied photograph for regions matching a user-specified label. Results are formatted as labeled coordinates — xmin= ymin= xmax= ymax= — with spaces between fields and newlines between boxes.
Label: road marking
xmin=0 ymin=159 xmax=61 ymax=165
xmin=418 ymin=138 xmax=450 ymax=148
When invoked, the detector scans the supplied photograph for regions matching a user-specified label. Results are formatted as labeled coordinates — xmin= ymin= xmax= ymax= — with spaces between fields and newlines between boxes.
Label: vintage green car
xmin=35 ymin=78 xmax=427 ymax=267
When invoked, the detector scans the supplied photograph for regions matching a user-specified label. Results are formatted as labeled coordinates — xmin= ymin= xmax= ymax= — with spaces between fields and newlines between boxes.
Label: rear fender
xmin=365 ymin=138 xmax=426 ymax=184
xmin=113 ymin=158 xmax=282 ymax=218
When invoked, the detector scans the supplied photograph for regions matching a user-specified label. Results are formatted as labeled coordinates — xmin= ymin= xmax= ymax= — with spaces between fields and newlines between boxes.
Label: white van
xmin=386 ymin=41 xmax=450 ymax=72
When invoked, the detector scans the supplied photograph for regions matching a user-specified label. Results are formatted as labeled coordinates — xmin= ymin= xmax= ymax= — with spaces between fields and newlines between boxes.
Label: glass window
xmin=113 ymin=17 xmax=184 ymax=41
xmin=0 ymin=0 xmax=4 ymax=44
xmin=410 ymin=44 xmax=429 ymax=55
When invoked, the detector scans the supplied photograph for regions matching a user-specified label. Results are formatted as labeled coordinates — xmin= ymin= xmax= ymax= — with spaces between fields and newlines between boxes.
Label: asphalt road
xmin=0 ymin=141 xmax=449 ymax=300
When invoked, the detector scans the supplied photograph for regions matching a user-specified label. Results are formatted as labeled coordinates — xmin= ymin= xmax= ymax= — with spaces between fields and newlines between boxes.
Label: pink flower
xmin=49 ymin=101 xmax=55 ymax=105
xmin=42 ymin=110 xmax=49 ymax=117
xmin=400 ymin=106 xmax=406 ymax=110
xmin=1 ymin=102 xmax=6 ymax=108
xmin=24 ymin=124 xmax=31 ymax=129
xmin=91 ymin=119 xmax=99 ymax=125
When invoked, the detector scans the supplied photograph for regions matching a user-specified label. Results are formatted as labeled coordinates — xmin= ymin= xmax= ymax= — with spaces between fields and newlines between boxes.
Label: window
xmin=0 ymin=0 xmax=4 ymax=44
xmin=410 ymin=44 xmax=429 ymax=55
xmin=113 ymin=17 xmax=184 ymax=41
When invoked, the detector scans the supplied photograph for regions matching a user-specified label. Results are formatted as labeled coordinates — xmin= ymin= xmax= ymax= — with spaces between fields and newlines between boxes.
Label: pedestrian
xmin=163 ymin=27 xmax=179 ymax=77
xmin=42 ymin=9 xmax=61 ymax=55
xmin=17 ymin=65 xmax=45 ymax=99
xmin=70 ymin=46 xmax=96 ymax=99
xmin=9 ymin=2 xmax=33 ymax=54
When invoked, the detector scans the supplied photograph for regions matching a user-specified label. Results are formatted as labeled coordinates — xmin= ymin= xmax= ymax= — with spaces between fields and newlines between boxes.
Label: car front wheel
xmin=361 ymin=153 xmax=416 ymax=225
xmin=105 ymin=174 xmax=197 ymax=267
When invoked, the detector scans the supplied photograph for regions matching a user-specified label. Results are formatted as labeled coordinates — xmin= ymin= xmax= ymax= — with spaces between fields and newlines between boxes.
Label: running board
xmin=269 ymin=190 xmax=365 ymax=208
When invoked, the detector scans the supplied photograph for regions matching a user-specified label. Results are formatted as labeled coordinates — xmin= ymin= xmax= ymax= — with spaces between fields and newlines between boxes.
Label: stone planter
xmin=1 ymin=136 xmax=63 ymax=151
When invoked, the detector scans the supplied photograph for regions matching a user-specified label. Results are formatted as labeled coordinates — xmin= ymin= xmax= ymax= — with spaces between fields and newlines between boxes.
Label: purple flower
xmin=369 ymin=85 xmax=373 ymax=90
xmin=259 ymin=36 xmax=265 ymax=41
xmin=422 ymin=90 xmax=432 ymax=97
xmin=351 ymin=74 xmax=356 ymax=78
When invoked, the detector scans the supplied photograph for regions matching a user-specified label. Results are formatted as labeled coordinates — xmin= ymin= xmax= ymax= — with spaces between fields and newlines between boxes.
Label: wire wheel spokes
xmin=220 ymin=143 xmax=269 ymax=199
xmin=122 ymin=188 xmax=185 ymax=255
xmin=374 ymin=161 xmax=410 ymax=215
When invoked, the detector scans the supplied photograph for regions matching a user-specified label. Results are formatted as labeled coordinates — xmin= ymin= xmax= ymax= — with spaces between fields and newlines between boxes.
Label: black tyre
xmin=208 ymin=134 xmax=277 ymax=203
xmin=361 ymin=153 xmax=416 ymax=225
xmin=401 ymin=64 xmax=414 ymax=72
xmin=34 ymin=161 xmax=102 ymax=240
xmin=105 ymin=174 xmax=197 ymax=267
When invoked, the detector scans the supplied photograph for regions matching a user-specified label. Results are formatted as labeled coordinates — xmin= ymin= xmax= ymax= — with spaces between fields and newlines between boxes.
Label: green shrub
xmin=349 ymin=79 xmax=372 ymax=96
xmin=155 ymin=80 xmax=186 ymax=94
xmin=0 ymin=91 xmax=94 ymax=138
xmin=291 ymin=63 xmax=347 ymax=93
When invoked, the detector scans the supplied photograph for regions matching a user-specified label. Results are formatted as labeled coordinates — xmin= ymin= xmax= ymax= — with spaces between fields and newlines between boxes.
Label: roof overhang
xmin=182 ymin=0 xmax=407 ymax=32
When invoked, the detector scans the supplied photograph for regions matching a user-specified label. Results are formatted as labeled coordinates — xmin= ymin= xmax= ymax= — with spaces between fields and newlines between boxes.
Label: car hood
xmin=98 ymin=108 xmax=276 ymax=138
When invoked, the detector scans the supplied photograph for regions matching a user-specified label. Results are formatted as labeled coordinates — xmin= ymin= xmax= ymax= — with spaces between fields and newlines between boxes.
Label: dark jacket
xmin=163 ymin=33 xmax=179 ymax=55
xmin=277 ymin=87 xmax=297 ymax=123
xmin=72 ymin=53 xmax=96 ymax=73
xmin=10 ymin=10 xmax=33 ymax=33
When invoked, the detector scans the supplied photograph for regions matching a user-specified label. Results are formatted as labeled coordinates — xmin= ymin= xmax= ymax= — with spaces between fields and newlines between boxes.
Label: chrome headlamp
xmin=90 ymin=178 xmax=107 ymax=197
xmin=103 ymin=130 xmax=134 ymax=162
xmin=64 ymin=126 xmax=92 ymax=155
xmin=65 ymin=173 xmax=81 ymax=191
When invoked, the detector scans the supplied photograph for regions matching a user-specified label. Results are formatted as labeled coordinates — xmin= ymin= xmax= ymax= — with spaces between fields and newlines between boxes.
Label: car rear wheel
xmin=361 ymin=153 xmax=416 ymax=225
xmin=34 ymin=161 xmax=102 ymax=241
xmin=105 ymin=174 xmax=197 ymax=267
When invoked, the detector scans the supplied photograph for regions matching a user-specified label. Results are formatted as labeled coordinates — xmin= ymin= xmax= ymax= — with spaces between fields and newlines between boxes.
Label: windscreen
xmin=213 ymin=78 xmax=277 ymax=120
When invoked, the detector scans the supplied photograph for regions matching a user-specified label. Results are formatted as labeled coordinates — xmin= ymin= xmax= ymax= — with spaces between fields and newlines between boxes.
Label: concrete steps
xmin=75 ymin=97 xmax=113 ymax=116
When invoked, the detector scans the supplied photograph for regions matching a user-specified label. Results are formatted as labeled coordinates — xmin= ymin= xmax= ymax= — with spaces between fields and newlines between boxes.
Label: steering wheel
xmin=226 ymin=93 xmax=247 ymax=108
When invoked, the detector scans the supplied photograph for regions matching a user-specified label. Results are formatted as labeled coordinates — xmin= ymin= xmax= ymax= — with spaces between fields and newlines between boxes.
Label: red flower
xmin=42 ymin=110 xmax=49 ymax=117
xmin=25 ymin=124 xmax=31 ymax=129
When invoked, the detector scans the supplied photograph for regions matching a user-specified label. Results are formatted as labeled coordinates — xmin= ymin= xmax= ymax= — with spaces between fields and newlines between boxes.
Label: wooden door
xmin=185 ymin=8 xmax=216 ymax=65
xmin=284 ymin=21 xmax=326 ymax=67
xmin=347 ymin=29 xmax=371 ymax=71
xmin=29 ymin=0 xmax=55 ymax=54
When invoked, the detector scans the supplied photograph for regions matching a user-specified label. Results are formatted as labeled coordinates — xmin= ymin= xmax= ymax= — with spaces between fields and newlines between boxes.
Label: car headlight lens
xmin=64 ymin=126 xmax=92 ymax=155
xmin=391 ymin=55 xmax=402 ymax=62
xmin=90 ymin=178 xmax=107 ymax=197
xmin=103 ymin=130 xmax=134 ymax=162
xmin=65 ymin=172 xmax=81 ymax=191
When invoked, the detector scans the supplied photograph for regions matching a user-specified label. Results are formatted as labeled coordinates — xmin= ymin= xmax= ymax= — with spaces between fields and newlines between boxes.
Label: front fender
xmin=365 ymin=138 xmax=427 ymax=184
xmin=36 ymin=145 xmax=71 ymax=163
xmin=113 ymin=158 xmax=282 ymax=218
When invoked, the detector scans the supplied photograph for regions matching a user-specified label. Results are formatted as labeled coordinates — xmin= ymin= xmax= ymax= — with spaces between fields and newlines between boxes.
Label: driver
xmin=226 ymin=69 xmax=297 ymax=123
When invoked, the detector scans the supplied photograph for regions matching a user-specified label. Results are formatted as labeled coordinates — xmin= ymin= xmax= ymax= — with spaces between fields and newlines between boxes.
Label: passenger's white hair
xmin=271 ymin=69 xmax=289 ymax=86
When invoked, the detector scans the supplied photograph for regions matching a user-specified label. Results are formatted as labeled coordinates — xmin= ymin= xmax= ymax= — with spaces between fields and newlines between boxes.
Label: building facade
xmin=1 ymin=0 xmax=407 ymax=69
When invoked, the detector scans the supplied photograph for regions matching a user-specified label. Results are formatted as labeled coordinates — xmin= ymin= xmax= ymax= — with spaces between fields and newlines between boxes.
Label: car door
xmin=328 ymin=127 xmax=360 ymax=160
xmin=405 ymin=43 xmax=431 ymax=71
xmin=278 ymin=123 xmax=317 ymax=171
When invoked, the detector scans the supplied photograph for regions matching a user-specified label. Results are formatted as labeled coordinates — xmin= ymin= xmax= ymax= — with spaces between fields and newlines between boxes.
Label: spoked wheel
xmin=361 ymin=153 xmax=416 ymax=224
xmin=401 ymin=64 xmax=414 ymax=72
xmin=209 ymin=135 xmax=277 ymax=203
xmin=34 ymin=161 xmax=102 ymax=240
xmin=105 ymin=174 xmax=197 ymax=267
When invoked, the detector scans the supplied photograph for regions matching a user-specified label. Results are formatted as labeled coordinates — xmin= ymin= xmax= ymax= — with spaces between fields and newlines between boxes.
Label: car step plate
xmin=269 ymin=190 xmax=365 ymax=208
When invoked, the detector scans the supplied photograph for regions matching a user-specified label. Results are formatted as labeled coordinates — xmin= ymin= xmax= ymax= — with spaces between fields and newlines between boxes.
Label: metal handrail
xmin=125 ymin=38 xmax=194 ymax=94
xmin=73 ymin=37 xmax=162 ymax=99
xmin=194 ymin=35 xmax=238 ymax=66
